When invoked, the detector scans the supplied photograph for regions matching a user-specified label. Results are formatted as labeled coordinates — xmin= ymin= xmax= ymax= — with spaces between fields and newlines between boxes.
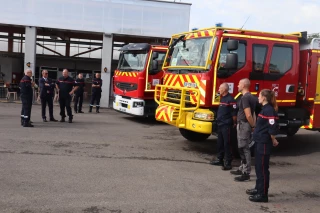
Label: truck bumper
xmin=183 ymin=112 xmax=213 ymax=134
xmin=113 ymin=95 xmax=145 ymax=116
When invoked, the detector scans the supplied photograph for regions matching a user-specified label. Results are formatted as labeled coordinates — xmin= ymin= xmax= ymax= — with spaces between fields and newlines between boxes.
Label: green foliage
xmin=307 ymin=33 xmax=320 ymax=43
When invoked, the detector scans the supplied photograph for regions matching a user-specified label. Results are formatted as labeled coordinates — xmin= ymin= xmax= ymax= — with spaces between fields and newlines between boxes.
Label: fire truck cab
xmin=154 ymin=27 xmax=320 ymax=141
xmin=113 ymin=43 xmax=167 ymax=117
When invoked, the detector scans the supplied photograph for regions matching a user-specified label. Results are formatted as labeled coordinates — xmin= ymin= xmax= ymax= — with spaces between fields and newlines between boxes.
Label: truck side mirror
xmin=152 ymin=52 xmax=159 ymax=60
xmin=149 ymin=60 xmax=159 ymax=75
xmin=227 ymin=40 xmax=238 ymax=51
xmin=224 ymin=53 xmax=238 ymax=69
xmin=152 ymin=60 xmax=158 ymax=71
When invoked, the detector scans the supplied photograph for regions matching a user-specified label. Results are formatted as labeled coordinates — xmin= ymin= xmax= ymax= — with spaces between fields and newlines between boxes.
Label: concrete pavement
xmin=0 ymin=102 xmax=319 ymax=213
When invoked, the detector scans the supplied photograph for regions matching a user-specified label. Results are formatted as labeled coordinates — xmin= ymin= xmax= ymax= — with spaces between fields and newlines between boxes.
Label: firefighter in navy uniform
xmin=74 ymin=73 xmax=85 ymax=113
xmin=55 ymin=69 xmax=79 ymax=123
xmin=89 ymin=73 xmax=102 ymax=113
xmin=19 ymin=69 xmax=34 ymax=127
xmin=210 ymin=83 xmax=237 ymax=170
xmin=246 ymin=89 xmax=279 ymax=203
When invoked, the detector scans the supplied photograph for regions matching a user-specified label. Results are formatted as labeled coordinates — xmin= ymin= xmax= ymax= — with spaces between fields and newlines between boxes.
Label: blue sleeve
xmin=264 ymin=109 xmax=279 ymax=136
xmin=229 ymin=96 xmax=238 ymax=116
xmin=39 ymin=78 xmax=45 ymax=89
xmin=50 ymin=79 xmax=55 ymax=89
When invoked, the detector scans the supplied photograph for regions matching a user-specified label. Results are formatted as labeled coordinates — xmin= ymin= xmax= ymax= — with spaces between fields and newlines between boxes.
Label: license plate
xmin=119 ymin=108 xmax=126 ymax=112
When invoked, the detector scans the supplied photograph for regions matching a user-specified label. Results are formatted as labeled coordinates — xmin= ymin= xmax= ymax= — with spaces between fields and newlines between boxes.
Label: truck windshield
xmin=168 ymin=37 xmax=213 ymax=68
xmin=118 ymin=50 xmax=148 ymax=71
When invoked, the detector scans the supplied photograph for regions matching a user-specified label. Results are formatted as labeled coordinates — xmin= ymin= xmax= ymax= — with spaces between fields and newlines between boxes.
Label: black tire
xmin=286 ymin=127 xmax=299 ymax=137
xmin=179 ymin=128 xmax=210 ymax=142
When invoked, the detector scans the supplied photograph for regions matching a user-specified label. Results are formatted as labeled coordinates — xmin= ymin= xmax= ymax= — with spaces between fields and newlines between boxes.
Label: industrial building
xmin=0 ymin=0 xmax=191 ymax=107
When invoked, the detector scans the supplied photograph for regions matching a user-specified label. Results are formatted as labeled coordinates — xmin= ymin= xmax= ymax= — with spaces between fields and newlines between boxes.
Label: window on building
xmin=69 ymin=38 xmax=102 ymax=59
xmin=13 ymin=33 xmax=24 ymax=53
xmin=36 ymin=36 xmax=66 ymax=56
xmin=269 ymin=45 xmax=293 ymax=74
xmin=252 ymin=44 xmax=268 ymax=72
xmin=0 ymin=32 xmax=8 ymax=52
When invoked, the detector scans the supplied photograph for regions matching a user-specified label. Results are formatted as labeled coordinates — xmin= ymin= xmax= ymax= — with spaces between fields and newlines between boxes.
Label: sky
xmin=178 ymin=0 xmax=320 ymax=35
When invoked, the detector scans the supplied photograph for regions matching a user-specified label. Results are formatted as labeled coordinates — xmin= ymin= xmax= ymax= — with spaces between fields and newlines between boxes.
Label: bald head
xmin=221 ymin=83 xmax=229 ymax=91
xmin=241 ymin=78 xmax=250 ymax=88
xmin=238 ymin=78 xmax=250 ymax=93
xmin=219 ymin=82 xmax=229 ymax=96
xmin=62 ymin=69 xmax=69 ymax=78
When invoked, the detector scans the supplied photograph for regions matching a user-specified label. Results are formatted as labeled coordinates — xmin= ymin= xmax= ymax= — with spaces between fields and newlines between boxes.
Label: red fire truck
xmin=154 ymin=27 xmax=320 ymax=141
xmin=113 ymin=43 xmax=167 ymax=117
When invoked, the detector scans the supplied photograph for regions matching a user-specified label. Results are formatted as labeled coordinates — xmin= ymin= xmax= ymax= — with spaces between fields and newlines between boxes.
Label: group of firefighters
xmin=19 ymin=68 xmax=279 ymax=203
xmin=19 ymin=68 xmax=103 ymax=127
xmin=210 ymin=78 xmax=279 ymax=203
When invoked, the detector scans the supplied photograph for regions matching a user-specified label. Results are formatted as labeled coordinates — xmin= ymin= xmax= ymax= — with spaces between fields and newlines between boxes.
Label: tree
xmin=307 ymin=33 xmax=319 ymax=43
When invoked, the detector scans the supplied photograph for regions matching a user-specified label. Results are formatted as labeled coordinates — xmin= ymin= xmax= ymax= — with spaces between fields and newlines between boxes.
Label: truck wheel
xmin=179 ymin=128 xmax=210 ymax=142
xmin=287 ymin=127 xmax=299 ymax=137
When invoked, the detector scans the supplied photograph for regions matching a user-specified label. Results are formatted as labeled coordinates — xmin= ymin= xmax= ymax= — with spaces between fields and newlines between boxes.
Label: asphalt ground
xmin=0 ymin=102 xmax=319 ymax=213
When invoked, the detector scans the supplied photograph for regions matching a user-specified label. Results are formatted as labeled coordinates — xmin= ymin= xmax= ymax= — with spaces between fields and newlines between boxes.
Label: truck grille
xmin=166 ymin=89 xmax=192 ymax=105
xmin=115 ymin=82 xmax=137 ymax=91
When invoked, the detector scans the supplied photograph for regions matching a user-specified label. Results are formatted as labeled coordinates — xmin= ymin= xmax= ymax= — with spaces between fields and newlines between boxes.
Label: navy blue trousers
xmin=21 ymin=94 xmax=32 ymax=122
xmin=217 ymin=125 xmax=233 ymax=162
xmin=90 ymin=92 xmax=101 ymax=107
xmin=255 ymin=143 xmax=271 ymax=195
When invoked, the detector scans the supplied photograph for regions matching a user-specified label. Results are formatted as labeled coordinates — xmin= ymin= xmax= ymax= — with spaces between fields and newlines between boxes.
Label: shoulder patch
xmin=233 ymin=104 xmax=237 ymax=109
xmin=269 ymin=119 xmax=275 ymax=125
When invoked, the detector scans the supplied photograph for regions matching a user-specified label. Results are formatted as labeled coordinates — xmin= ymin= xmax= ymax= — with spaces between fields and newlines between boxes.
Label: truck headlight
xmin=133 ymin=102 xmax=144 ymax=108
xmin=193 ymin=112 xmax=214 ymax=121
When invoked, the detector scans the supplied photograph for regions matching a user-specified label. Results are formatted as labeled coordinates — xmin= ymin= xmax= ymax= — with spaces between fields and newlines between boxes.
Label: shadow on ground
xmin=122 ymin=116 xmax=167 ymax=126
xmin=272 ymin=132 xmax=320 ymax=157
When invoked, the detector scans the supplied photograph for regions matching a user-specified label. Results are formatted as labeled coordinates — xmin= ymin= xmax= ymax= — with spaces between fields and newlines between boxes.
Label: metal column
xmin=100 ymin=33 xmax=113 ymax=108
xmin=24 ymin=26 xmax=37 ymax=77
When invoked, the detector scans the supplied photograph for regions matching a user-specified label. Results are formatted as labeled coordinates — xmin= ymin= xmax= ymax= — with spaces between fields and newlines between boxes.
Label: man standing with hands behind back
xmin=39 ymin=69 xmax=58 ymax=122
xmin=230 ymin=78 xmax=257 ymax=182
xmin=56 ymin=69 xmax=79 ymax=123
xmin=210 ymin=83 xmax=237 ymax=170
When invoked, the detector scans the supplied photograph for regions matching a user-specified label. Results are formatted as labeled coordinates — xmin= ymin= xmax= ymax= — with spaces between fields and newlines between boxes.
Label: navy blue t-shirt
xmin=216 ymin=93 xmax=237 ymax=126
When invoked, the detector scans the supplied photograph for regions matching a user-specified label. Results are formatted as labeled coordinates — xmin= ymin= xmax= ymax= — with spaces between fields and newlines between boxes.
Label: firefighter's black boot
xmin=88 ymin=106 xmax=92 ymax=113
xmin=222 ymin=161 xmax=232 ymax=170
xmin=210 ymin=159 xmax=224 ymax=166
xmin=96 ymin=106 xmax=100 ymax=113
xmin=60 ymin=117 xmax=66 ymax=122
xmin=23 ymin=120 xmax=34 ymax=127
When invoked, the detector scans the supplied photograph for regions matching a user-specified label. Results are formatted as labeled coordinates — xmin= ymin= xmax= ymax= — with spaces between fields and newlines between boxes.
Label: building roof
xmin=142 ymin=0 xmax=192 ymax=5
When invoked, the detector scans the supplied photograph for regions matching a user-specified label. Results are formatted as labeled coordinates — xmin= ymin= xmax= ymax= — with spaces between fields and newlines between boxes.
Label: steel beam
xmin=36 ymin=43 xmax=63 ymax=56
xmin=71 ymin=47 xmax=102 ymax=57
